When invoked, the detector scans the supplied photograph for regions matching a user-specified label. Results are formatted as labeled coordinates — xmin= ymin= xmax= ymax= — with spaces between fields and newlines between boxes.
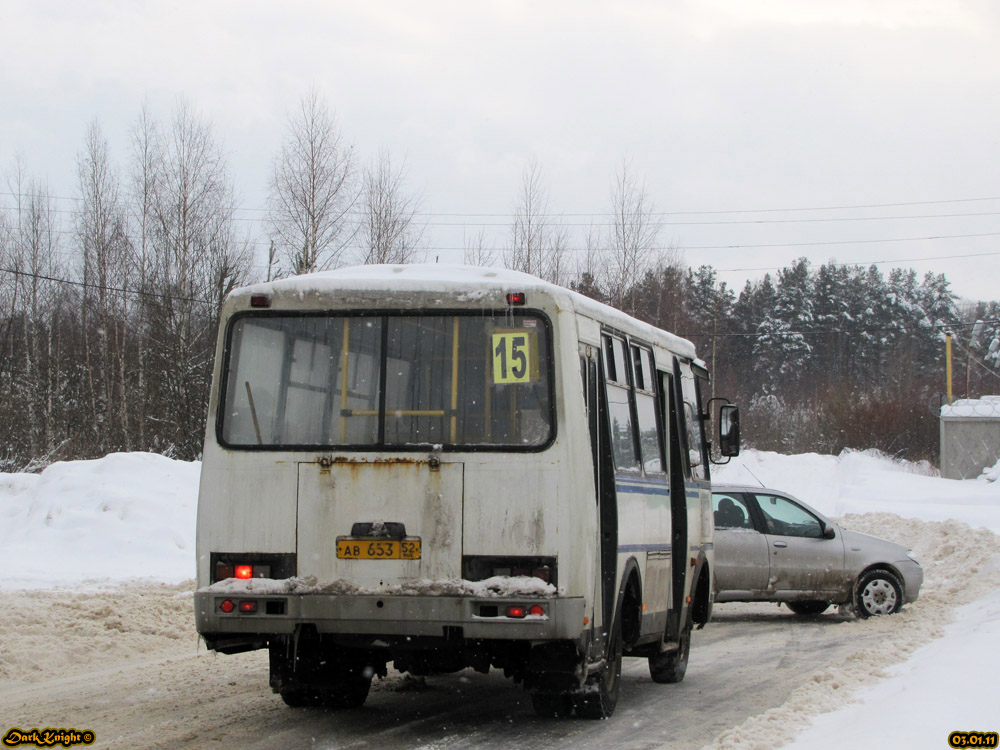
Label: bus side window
xmin=679 ymin=368 xmax=708 ymax=481
xmin=632 ymin=345 xmax=663 ymax=475
xmin=602 ymin=334 xmax=640 ymax=472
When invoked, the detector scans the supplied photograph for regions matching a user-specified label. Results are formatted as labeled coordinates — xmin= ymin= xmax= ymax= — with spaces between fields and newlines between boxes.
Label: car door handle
xmin=772 ymin=541 xmax=788 ymax=548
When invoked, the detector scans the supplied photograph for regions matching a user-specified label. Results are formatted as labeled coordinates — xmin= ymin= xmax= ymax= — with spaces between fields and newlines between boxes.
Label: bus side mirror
xmin=718 ymin=405 xmax=740 ymax=457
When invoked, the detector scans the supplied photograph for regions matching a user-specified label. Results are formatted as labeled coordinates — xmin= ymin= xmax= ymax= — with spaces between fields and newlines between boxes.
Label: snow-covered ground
xmin=712 ymin=450 xmax=1000 ymax=749
xmin=1 ymin=448 xmax=998 ymax=748
xmin=0 ymin=452 xmax=200 ymax=589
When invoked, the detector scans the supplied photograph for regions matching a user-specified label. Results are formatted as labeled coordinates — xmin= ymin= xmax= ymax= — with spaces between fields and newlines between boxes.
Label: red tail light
xmin=506 ymin=605 xmax=527 ymax=618
xmin=220 ymin=599 xmax=235 ymax=614
xmin=529 ymin=604 xmax=545 ymax=616
xmin=239 ymin=600 xmax=258 ymax=613
xmin=235 ymin=565 xmax=253 ymax=580
xmin=506 ymin=292 xmax=526 ymax=306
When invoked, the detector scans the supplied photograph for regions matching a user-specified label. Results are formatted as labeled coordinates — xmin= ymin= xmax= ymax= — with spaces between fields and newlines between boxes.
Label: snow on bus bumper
xmin=194 ymin=588 xmax=586 ymax=643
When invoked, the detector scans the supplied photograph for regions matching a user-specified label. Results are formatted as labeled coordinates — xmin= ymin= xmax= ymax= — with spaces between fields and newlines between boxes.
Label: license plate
xmin=336 ymin=539 xmax=421 ymax=560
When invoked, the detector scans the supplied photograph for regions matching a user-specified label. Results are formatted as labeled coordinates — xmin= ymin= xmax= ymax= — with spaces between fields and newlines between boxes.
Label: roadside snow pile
xmin=0 ymin=582 xmax=196 ymax=683
xmin=780 ymin=588 xmax=1000 ymax=750
xmin=982 ymin=458 xmax=1000 ymax=482
xmin=715 ymin=448 xmax=1000 ymax=532
xmin=0 ymin=453 xmax=200 ymax=589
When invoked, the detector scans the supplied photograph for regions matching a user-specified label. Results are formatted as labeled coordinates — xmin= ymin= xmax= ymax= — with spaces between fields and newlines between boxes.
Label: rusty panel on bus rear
xmin=296 ymin=459 xmax=464 ymax=588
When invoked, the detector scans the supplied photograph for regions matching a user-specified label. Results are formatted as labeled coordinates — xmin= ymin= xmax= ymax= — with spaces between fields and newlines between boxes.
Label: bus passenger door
xmin=585 ymin=349 xmax=618 ymax=648
xmin=664 ymin=364 xmax=690 ymax=640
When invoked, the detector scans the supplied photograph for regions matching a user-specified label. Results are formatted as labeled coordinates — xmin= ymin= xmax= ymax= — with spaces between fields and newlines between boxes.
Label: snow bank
xmin=0 ymin=581 xmax=196 ymax=683
xmin=0 ymin=452 xmax=201 ymax=589
xmin=780 ymin=588 xmax=1000 ymax=750
xmin=715 ymin=448 xmax=1000 ymax=533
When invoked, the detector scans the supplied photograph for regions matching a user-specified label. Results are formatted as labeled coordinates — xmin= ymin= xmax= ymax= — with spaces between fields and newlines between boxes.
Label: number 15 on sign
xmin=492 ymin=332 xmax=532 ymax=383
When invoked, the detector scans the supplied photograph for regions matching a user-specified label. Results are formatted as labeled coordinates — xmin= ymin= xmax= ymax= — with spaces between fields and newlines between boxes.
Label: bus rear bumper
xmin=194 ymin=590 xmax=586 ymax=645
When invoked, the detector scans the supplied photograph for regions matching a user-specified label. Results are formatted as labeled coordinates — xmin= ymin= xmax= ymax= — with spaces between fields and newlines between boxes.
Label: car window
xmin=712 ymin=493 xmax=754 ymax=530
xmin=753 ymin=494 xmax=824 ymax=538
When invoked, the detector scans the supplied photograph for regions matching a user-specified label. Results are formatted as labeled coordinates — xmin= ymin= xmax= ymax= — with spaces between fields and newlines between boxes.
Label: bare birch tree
xmin=268 ymin=90 xmax=356 ymax=275
xmin=76 ymin=120 xmax=131 ymax=450
xmin=463 ymin=226 xmax=499 ymax=267
xmin=358 ymin=150 xmax=423 ymax=264
xmin=145 ymin=100 xmax=251 ymax=456
xmin=503 ymin=160 xmax=567 ymax=284
xmin=7 ymin=163 xmax=65 ymax=458
xmin=127 ymin=103 xmax=161 ymax=447
xmin=602 ymin=159 xmax=661 ymax=313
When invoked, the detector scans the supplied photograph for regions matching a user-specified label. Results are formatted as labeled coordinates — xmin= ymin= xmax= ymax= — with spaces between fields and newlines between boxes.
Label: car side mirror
xmin=821 ymin=522 xmax=836 ymax=539
xmin=718 ymin=404 xmax=740 ymax=457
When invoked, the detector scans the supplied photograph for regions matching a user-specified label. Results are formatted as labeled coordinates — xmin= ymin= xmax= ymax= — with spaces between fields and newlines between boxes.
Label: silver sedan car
xmin=712 ymin=485 xmax=923 ymax=617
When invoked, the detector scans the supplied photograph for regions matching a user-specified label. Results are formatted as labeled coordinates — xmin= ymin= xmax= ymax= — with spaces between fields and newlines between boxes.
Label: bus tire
xmin=278 ymin=686 xmax=324 ymax=708
xmin=648 ymin=625 xmax=690 ymax=684
xmin=574 ymin=615 xmax=623 ymax=719
xmin=321 ymin=668 xmax=372 ymax=709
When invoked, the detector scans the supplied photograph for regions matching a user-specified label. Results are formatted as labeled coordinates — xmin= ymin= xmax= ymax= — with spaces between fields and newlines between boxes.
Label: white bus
xmin=194 ymin=264 xmax=739 ymax=719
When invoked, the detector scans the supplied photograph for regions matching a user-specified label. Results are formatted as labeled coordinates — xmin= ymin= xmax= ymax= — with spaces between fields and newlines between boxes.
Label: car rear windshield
xmin=218 ymin=312 xmax=552 ymax=450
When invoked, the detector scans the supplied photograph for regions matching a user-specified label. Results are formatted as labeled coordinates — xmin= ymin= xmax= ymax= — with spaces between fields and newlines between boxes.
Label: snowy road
xmin=3 ymin=451 xmax=998 ymax=748
xmin=0 ymin=588 xmax=930 ymax=750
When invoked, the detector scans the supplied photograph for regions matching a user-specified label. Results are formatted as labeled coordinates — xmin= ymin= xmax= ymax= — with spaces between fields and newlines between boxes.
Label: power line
xmin=6 ymin=188 xmax=1000 ymax=220
xmin=948 ymin=336 xmax=1000 ymax=383
xmin=0 ymin=267 xmax=214 ymax=305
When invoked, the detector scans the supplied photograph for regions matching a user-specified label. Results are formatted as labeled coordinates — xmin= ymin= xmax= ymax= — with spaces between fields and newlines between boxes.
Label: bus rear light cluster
xmin=214 ymin=562 xmax=271 ymax=581
xmin=217 ymin=598 xmax=286 ymax=616
xmin=478 ymin=603 xmax=547 ymax=618
xmin=211 ymin=553 xmax=295 ymax=583
xmin=504 ymin=604 xmax=546 ymax=618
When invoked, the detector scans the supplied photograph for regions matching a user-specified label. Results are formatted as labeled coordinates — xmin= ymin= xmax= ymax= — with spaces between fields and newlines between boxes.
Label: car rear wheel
xmin=855 ymin=569 xmax=904 ymax=618
xmin=786 ymin=600 xmax=829 ymax=616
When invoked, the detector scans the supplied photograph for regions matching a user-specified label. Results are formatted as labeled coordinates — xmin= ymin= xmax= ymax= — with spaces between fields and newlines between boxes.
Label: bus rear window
xmin=219 ymin=313 xmax=552 ymax=450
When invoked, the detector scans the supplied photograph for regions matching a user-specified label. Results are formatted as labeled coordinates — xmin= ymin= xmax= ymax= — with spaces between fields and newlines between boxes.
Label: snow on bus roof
xmin=237 ymin=264 xmax=697 ymax=359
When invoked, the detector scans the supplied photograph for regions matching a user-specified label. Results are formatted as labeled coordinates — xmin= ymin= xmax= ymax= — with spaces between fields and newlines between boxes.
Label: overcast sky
xmin=3 ymin=0 xmax=1000 ymax=303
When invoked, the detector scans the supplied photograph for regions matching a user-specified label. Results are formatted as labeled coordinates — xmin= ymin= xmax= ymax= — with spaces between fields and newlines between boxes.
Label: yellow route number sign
xmin=492 ymin=331 xmax=534 ymax=384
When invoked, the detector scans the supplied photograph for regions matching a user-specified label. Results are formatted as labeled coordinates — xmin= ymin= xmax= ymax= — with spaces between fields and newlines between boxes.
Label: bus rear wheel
xmin=574 ymin=615 xmax=623 ymax=719
xmin=648 ymin=625 xmax=690 ymax=684
xmin=270 ymin=639 xmax=373 ymax=709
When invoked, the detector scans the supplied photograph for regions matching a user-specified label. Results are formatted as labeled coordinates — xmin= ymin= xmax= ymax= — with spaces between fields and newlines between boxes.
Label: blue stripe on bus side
xmin=615 ymin=481 xmax=670 ymax=496
xmin=617 ymin=543 xmax=715 ymax=553
xmin=618 ymin=543 xmax=671 ymax=553
xmin=613 ymin=478 xmax=703 ymax=500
